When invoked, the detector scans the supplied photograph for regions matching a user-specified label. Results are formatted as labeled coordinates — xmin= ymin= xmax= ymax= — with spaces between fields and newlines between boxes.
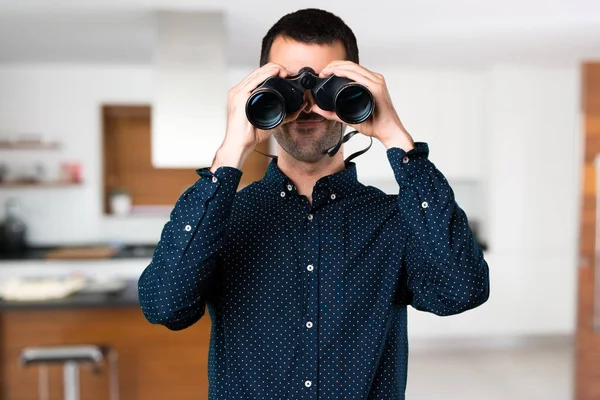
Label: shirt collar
xmin=260 ymin=157 xmax=362 ymax=199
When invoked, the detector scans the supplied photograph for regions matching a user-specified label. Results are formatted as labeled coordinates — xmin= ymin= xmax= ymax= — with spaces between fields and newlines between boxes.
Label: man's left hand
xmin=313 ymin=61 xmax=415 ymax=152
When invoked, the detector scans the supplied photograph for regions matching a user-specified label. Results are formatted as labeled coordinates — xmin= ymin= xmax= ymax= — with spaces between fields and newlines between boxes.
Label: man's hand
xmin=212 ymin=63 xmax=290 ymax=172
xmin=313 ymin=61 xmax=415 ymax=152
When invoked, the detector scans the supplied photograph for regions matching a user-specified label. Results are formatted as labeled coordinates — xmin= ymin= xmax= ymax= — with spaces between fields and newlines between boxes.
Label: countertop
xmin=0 ymin=278 xmax=139 ymax=310
xmin=0 ymin=244 xmax=156 ymax=261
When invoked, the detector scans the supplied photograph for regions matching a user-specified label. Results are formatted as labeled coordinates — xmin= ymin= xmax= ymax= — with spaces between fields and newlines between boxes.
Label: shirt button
xmin=421 ymin=201 xmax=429 ymax=208
xmin=330 ymin=193 xmax=336 ymax=200
xmin=280 ymin=191 xmax=286 ymax=198
xmin=211 ymin=176 xmax=218 ymax=183
xmin=307 ymin=264 xmax=314 ymax=272
xmin=307 ymin=214 xmax=313 ymax=221
xmin=287 ymin=184 xmax=293 ymax=191
xmin=305 ymin=381 xmax=312 ymax=387
xmin=402 ymin=156 xmax=410 ymax=163
xmin=306 ymin=321 xmax=313 ymax=328
xmin=184 ymin=225 xmax=192 ymax=231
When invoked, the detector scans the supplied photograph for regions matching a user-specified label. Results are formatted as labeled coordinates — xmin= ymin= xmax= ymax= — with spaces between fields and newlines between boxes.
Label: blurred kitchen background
xmin=0 ymin=0 xmax=596 ymax=399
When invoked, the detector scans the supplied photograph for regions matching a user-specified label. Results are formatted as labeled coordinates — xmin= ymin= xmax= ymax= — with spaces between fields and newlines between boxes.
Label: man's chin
xmin=291 ymin=124 xmax=328 ymax=137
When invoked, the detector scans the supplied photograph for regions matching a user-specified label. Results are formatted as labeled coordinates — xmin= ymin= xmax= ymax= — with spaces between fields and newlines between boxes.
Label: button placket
xmin=301 ymin=206 xmax=319 ymax=394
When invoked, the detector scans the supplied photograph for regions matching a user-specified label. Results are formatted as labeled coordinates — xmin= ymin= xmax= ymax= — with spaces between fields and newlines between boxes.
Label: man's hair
xmin=259 ymin=8 xmax=359 ymax=67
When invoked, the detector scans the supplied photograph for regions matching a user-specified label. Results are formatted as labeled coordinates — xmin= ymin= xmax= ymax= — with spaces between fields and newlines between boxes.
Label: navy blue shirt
xmin=138 ymin=142 xmax=490 ymax=399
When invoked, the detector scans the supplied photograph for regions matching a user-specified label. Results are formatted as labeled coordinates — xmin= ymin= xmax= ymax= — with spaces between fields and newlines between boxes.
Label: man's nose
xmin=302 ymin=90 xmax=315 ymax=113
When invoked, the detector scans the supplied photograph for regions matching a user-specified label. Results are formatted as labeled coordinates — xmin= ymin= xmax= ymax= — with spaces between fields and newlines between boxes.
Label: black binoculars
xmin=245 ymin=66 xmax=375 ymax=130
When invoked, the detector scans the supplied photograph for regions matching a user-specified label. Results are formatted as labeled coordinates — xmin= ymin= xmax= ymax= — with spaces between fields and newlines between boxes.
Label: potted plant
xmin=109 ymin=188 xmax=132 ymax=216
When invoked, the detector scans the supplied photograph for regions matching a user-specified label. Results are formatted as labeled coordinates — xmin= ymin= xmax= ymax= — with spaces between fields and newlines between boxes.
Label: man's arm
xmin=138 ymin=63 xmax=291 ymax=330
xmin=313 ymin=61 xmax=489 ymax=315
xmin=137 ymin=165 xmax=242 ymax=330
xmin=388 ymin=142 xmax=490 ymax=316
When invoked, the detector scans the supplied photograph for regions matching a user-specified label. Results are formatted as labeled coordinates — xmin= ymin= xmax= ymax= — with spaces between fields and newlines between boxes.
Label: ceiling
xmin=1 ymin=0 xmax=600 ymax=67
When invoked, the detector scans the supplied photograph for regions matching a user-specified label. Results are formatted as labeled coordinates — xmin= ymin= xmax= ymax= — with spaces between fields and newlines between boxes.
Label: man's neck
xmin=276 ymin=148 xmax=345 ymax=204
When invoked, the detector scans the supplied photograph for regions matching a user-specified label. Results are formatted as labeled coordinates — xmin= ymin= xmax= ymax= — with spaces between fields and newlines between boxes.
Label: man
xmin=138 ymin=8 xmax=490 ymax=399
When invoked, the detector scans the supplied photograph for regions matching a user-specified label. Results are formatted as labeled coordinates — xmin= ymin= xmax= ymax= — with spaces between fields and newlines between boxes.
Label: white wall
xmin=0 ymin=64 xmax=263 ymax=245
xmin=0 ymin=63 xmax=487 ymax=245
xmin=407 ymin=65 xmax=581 ymax=339
xmin=0 ymin=64 xmax=164 ymax=245
xmin=0 ymin=62 xmax=582 ymax=340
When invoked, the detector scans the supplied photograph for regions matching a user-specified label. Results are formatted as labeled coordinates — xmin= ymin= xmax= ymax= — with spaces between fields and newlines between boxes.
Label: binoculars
xmin=245 ymin=66 xmax=375 ymax=130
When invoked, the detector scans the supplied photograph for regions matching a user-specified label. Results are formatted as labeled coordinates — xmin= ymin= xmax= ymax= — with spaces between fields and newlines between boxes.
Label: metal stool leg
xmin=21 ymin=345 xmax=119 ymax=399
xmin=38 ymin=364 xmax=49 ymax=400
xmin=63 ymin=361 xmax=79 ymax=400
xmin=108 ymin=349 xmax=119 ymax=400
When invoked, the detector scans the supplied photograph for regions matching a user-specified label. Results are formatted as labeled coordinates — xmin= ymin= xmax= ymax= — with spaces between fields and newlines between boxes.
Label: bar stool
xmin=20 ymin=344 xmax=119 ymax=400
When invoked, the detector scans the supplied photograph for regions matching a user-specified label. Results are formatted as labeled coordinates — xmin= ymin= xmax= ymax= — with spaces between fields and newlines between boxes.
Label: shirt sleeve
xmin=389 ymin=142 xmax=490 ymax=316
xmin=137 ymin=166 xmax=242 ymax=330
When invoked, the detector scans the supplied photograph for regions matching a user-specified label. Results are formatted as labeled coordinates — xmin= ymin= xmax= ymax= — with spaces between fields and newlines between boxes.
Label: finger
xmin=319 ymin=60 xmax=354 ymax=73
xmin=238 ymin=64 xmax=274 ymax=87
xmin=321 ymin=63 xmax=380 ymax=85
xmin=320 ymin=67 xmax=379 ymax=93
xmin=244 ymin=65 xmax=289 ymax=92
xmin=241 ymin=64 xmax=289 ymax=93
xmin=321 ymin=61 xmax=382 ymax=83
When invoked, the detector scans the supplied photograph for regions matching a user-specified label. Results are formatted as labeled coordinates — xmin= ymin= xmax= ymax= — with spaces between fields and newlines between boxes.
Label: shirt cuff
xmin=193 ymin=166 xmax=243 ymax=199
xmin=386 ymin=142 xmax=432 ymax=186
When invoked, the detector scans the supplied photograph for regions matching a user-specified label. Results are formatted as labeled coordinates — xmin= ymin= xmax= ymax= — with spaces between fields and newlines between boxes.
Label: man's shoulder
xmin=230 ymin=180 xmax=273 ymax=206
xmin=354 ymin=182 xmax=397 ymax=199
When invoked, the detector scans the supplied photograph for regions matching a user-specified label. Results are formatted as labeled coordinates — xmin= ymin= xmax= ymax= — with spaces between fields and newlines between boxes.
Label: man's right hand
xmin=211 ymin=63 xmax=290 ymax=172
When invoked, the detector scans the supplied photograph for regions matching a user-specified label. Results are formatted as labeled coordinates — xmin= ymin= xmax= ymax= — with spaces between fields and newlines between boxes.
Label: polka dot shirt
xmin=138 ymin=141 xmax=490 ymax=399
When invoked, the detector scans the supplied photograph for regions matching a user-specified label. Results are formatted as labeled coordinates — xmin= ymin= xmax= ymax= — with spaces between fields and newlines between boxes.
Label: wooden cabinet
xmin=103 ymin=105 xmax=270 ymax=214
xmin=0 ymin=306 xmax=212 ymax=399
xmin=575 ymin=62 xmax=600 ymax=400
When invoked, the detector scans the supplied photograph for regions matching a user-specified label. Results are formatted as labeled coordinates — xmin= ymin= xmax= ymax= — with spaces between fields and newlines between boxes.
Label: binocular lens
xmin=246 ymin=90 xmax=285 ymax=130
xmin=335 ymin=85 xmax=374 ymax=124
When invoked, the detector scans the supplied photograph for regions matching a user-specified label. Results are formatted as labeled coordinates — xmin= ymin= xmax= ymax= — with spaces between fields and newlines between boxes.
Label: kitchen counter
xmin=0 ymin=244 xmax=156 ymax=261
xmin=0 ymin=278 xmax=211 ymax=399
xmin=0 ymin=278 xmax=139 ymax=310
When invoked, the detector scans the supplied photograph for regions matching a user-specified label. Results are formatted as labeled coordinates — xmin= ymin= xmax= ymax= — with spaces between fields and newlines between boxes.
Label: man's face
xmin=267 ymin=36 xmax=346 ymax=163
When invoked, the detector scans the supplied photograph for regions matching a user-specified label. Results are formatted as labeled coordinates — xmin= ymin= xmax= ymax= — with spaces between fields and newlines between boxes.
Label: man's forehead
xmin=268 ymin=36 xmax=346 ymax=74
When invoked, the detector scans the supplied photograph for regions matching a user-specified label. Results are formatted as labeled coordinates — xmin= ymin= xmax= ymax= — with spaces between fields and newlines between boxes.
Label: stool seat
xmin=19 ymin=344 xmax=118 ymax=400
xmin=21 ymin=345 xmax=107 ymax=365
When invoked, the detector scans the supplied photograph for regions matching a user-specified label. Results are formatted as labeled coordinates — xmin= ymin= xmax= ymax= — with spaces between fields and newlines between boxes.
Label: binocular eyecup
xmin=245 ymin=66 xmax=374 ymax=130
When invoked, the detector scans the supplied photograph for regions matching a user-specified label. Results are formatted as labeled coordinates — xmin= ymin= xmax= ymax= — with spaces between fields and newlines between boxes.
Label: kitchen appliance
xmin=0 ymin=198 xmax=28 ymax=256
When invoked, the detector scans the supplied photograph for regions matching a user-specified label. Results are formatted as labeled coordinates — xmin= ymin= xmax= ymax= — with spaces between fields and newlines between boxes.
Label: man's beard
xmin=272 ymin=112 xmax=343 ymax=163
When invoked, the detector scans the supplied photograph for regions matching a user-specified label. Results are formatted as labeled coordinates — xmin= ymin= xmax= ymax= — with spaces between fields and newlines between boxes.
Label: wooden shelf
xmin=0 ymin=141 xmax=60 ymax=150
xmin=0 ymin=180 xmax=81 ymax=188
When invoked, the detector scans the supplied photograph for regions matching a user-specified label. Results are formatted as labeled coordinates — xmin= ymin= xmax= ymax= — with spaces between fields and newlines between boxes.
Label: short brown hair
xmin=259 ymin=8 xmax=359 ymax=66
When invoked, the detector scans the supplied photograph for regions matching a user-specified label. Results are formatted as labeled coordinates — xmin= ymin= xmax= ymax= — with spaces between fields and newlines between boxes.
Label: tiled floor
xmin=406 ymin=340 xmax=573 ymax=400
